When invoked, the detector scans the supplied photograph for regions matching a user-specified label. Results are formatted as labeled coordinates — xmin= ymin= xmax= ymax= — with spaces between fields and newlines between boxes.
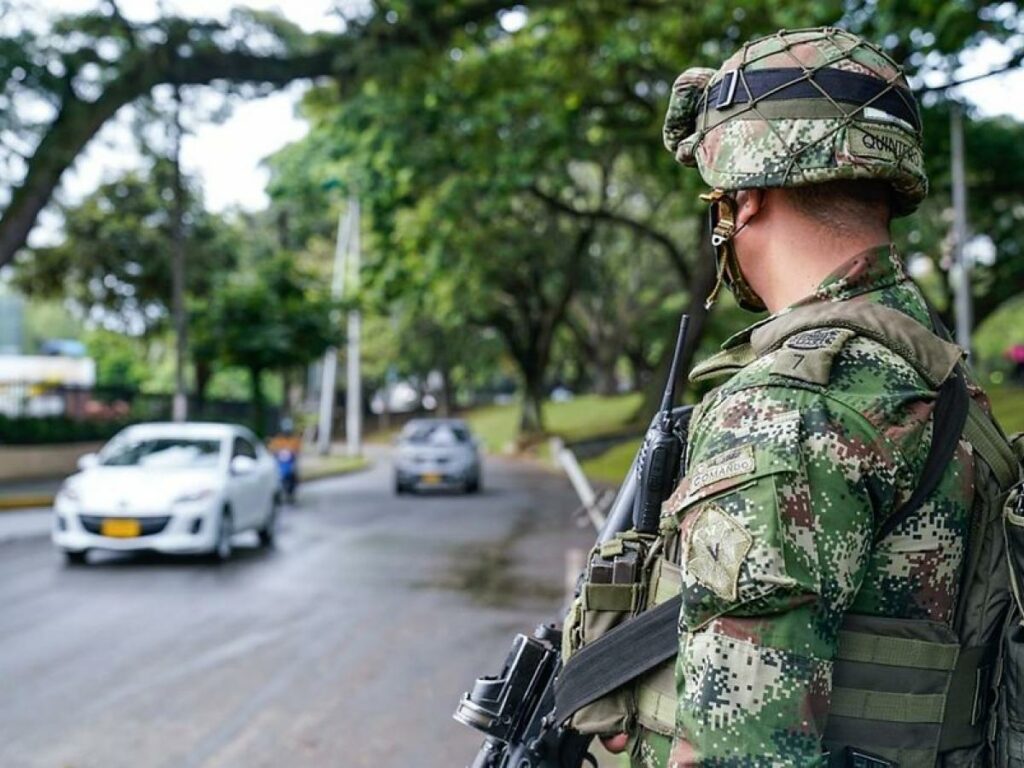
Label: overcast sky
xmin=36 ymin=1 xmax=1024 ymax=218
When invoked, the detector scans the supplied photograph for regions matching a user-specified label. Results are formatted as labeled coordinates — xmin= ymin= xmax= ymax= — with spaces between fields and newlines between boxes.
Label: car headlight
xmin=57 ymin=483 xmax=80 ymax=503
xmin=174 ymin=488 xmax=216 ymax=504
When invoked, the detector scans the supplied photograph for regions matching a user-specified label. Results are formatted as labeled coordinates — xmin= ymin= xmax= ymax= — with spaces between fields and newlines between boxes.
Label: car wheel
xmin=211 ymin=508 xmax=233 ymax=563
xmin=258 ymin=498 xmax=278 ymax=548
xmin=466 ymin=477 xmax=481 ymax=494
xmin=63 ymin=549 xmax=87 ymax=566
xmin=395 ymin=478 xmax=407 ymax=495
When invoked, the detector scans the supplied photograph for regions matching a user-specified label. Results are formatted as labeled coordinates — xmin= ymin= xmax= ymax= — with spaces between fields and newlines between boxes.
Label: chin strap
xmin=700 ymin=189 xmax=766 ymax=312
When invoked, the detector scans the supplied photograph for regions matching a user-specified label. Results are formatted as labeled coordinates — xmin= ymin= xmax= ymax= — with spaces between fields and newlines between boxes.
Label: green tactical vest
xmin=743 ymin=302 xmax=1021 ymax=767
xmin=562 ymin=301 xmax=1024 ymax=767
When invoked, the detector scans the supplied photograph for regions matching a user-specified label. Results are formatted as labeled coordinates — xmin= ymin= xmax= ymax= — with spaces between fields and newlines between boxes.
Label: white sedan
xmin=52 ymin=422 xmax=280 ymax=565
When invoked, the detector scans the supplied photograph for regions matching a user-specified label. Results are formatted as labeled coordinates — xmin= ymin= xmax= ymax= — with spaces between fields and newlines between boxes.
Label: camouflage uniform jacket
xmin=637 ymin=244 xmax=977 ymax=767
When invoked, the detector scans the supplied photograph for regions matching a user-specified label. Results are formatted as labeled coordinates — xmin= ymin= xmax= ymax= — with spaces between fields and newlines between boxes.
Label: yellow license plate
xmin=420 ymin=473 xmax=442 ymax=485
xmin=101 ymin=518 xmax=141 ymax=538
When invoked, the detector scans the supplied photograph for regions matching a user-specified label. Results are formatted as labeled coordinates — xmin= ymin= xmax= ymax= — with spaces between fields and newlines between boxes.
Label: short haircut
xmin=782 ymin=180 xmax=893 ymax=235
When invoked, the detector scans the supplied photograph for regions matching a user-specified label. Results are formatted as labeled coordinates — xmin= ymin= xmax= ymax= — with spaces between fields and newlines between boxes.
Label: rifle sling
xmin=553 ymin=594 xmax=681 ymax=726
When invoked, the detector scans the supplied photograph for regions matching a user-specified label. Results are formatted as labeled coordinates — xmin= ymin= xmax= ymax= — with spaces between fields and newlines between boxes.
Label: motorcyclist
xmin=268 ymin=417 xmax=301 ymax=502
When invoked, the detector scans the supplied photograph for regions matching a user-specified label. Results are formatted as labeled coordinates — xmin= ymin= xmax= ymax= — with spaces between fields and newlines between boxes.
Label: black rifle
xmin=454 ymin=317 xmax=692 ymax=768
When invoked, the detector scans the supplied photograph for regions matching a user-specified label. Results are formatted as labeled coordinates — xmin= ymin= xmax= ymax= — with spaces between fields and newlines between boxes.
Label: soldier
xmin=603 ymin=28 xmax=1017 ymax=767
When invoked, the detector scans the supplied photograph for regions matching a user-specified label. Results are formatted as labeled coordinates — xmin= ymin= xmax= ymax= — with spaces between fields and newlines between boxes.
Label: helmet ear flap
xmin=663 ymin=67 xmax=715 ymax=166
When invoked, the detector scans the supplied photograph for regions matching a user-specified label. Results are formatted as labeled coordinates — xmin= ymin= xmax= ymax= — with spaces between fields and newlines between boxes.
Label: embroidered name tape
xmin=688 ymin=444 xmax=756 ymax=495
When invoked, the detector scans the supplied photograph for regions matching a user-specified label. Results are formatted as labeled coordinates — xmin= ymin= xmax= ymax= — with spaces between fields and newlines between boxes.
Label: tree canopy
xmin=4 ymin=1 xmax=1024 ymax=434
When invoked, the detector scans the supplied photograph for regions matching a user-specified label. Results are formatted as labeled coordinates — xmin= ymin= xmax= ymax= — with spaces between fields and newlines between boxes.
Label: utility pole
xmin=170 ymin=86 xmax=188 ymax=422
xmin=345 ymin=197 xmax=362 ymax=459
xmin=950 ymin=102 xmax=974 ymax=358
xmin=316 ymin=204 xmax=353 ymax=455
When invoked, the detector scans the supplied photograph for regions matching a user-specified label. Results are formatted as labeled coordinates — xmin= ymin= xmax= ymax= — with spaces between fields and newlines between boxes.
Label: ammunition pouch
xmin=823 ymin=615 xmax=994 ymax=766
xmin=561 ymin=529 xmax=681 ymax=736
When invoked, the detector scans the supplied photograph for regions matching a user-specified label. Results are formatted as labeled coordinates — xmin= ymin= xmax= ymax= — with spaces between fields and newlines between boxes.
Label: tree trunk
xmin=194 ymin=358 xmax=212 ymax=410
xmin=437 ymin=366 xmax=453 ymax=417
xmin=249 ymin=366 xmax=266 ymax=436
xmin=170 ymin=87 xmax=189 ymax=423
xmin=520 ymin=379 xmax=545 ymax=436
xmin=594 ymin=357 xmax=619 ymax=396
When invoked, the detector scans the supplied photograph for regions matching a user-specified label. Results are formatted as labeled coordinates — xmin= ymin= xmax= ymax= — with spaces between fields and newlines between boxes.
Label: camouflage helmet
xmin=663 ymin=28 xmax=927 ymax=216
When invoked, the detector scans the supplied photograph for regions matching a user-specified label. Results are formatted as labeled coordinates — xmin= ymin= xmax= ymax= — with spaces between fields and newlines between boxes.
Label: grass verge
xmin=988 ymin=386 xmax=1024 ymax=435
xmin=302 ymin=454 xmax=371 ymax=482
xmin=465 ymin=393 xmax=643 ymax=454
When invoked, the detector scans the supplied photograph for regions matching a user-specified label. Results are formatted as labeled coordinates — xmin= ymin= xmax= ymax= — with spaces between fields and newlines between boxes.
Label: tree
xmin=197 ymin=252 xmax=337 ymax=432
xmin=13 ymin=161 xmax=237 ymax=334
xmin=0 ymin=0 xmax=612 ymax=268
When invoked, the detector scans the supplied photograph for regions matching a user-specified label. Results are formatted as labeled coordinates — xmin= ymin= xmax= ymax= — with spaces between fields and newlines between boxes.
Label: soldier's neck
xmin=743 ymin=221 xmax=890 ymax=314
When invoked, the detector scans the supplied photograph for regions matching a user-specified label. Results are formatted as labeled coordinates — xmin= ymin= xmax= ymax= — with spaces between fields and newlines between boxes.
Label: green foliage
xmin=194 ymin=251 xmax=338 ymax=426
xmin=895 ymin=105 xmax=1024 ymax=328
xmin=582 ymin=437 xmax=642 ymax=485
xmin=6 ymin=0 xmax=1024 ymax=436
xmin=13 ymin=160 xmax=237 ymax=334
xmin=21 ymin=300 xmax=81 ymax=353
xmin=987 ymin=386 xmax=1024 ymax=435
xmin=267 ymin=0 xmax=1024 ymax=433
xmin=83 ymin=329 xmax=148 ymax=390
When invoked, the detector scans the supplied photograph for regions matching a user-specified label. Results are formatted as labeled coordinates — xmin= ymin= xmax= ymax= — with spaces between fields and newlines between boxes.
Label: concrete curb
xmin=0 ymin=494 xmax=54 ymax=511
xmin=301 ymin=458 xmax=373 ymax=483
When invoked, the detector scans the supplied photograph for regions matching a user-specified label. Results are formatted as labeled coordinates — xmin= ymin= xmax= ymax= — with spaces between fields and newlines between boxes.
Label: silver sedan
xmin=393 ymin=418 xmax=482 ymax=494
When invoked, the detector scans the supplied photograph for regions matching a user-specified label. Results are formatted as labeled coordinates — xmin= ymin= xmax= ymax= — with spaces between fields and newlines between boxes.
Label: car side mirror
xmin=77 ymin=453 xmax=99 ymax=471
xmin=230 ymin=455 xmax=257 ymax=476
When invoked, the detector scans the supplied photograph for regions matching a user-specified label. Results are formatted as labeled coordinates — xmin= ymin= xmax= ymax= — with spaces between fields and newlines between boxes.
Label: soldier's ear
xmin=734 ymin=189 xmax=765 ymax=231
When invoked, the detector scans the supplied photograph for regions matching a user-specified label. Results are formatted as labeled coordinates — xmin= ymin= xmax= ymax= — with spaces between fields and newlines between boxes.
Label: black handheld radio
xmin=632 ymin=313 xmax=689 ymax=533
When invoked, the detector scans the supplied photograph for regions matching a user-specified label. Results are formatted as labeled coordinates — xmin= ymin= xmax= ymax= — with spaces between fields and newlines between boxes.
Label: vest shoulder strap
xmin=964 ymin=399 xmax=1020 ymax=489
xmin=750 ymin=301 xmax=963 ymax=388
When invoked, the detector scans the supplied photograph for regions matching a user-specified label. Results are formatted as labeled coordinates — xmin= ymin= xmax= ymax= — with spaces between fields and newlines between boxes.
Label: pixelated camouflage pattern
xmin=631 ymin=244 xmax=976 ymax=766
xmin=663 ymin=67 xmax=716 ymax=166
xmin=662 ymin=28 xmax=927 ymax=216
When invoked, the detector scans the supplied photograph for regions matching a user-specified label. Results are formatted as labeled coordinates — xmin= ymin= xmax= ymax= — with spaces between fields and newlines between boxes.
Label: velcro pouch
xmin=562 ymin=531 xmax=657 ymax=735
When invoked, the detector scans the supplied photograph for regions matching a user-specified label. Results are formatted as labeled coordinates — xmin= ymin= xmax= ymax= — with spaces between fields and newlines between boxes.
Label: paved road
xmin=0 ymin=452 xmax=594 ymax=768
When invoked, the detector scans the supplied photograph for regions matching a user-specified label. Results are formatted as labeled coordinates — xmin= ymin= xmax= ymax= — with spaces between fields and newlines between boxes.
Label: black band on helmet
xmin=704 ymin=67 xmax=920 ymax=131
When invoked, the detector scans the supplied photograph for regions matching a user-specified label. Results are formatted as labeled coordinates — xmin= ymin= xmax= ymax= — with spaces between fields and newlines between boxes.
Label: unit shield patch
xmin=686 ymin=504 xmax=752 ymax=601
xmin=786 ymin=328 xmax=846 ymax=351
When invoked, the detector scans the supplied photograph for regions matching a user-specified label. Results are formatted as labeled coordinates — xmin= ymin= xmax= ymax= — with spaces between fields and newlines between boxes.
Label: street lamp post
xmin=316 ymin=197 xmax=362 ymax=457
xmin=950 ymin=102 xmax=974 ymax=358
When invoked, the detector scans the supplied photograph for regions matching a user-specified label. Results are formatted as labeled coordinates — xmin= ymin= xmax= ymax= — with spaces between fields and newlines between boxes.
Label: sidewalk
xmin=0 ymin=477 xmax=63 ymax=511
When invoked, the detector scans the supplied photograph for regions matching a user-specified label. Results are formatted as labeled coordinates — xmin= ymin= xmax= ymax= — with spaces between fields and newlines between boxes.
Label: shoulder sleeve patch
xmin=770 ymin=327 xmax=856 ymax=385
xmin=685 ymin=503 xmax=752 ymax=601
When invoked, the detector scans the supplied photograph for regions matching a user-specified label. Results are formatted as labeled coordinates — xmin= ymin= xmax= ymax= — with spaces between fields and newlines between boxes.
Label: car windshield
xmin=100 ymin=437 xmax=223 ymax=469
xmin=402 ymin=423 xmax=471 ymax=446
